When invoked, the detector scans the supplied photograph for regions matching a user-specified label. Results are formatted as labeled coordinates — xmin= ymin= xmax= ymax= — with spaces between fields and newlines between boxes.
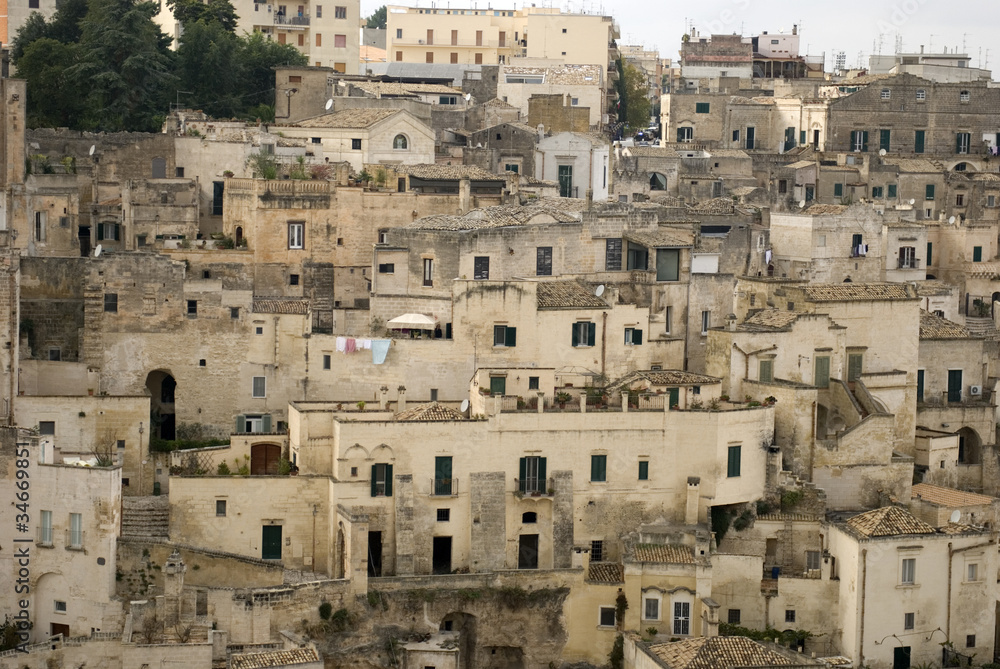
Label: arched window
xmin=393 ymin=134 xmax=408 ymax=149
xmin=649 ymin=173 xmax=667 ymax=191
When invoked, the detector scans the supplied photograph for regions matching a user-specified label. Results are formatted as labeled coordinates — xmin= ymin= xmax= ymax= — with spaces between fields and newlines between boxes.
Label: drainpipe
xmin=601 ymin=312 xmax=608 ymax=380
xmin=859 ymin=548 xmax=867 ymax=666
xmin=947 ymin=541 xmax=953 ymax=645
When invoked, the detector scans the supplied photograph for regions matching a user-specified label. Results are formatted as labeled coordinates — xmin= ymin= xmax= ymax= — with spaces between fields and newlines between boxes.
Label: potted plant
xmin=222 ymin=170 xmax=234 ymax=178
xmin=356 ymin=400 xmax=366 ymax=411
xmin=555 ymin=391 xmax=572 ymax=408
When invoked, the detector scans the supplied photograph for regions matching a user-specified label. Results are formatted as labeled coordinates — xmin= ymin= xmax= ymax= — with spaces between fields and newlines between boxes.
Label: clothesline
xmin=335 ymin=337 xmax=392 ymax=364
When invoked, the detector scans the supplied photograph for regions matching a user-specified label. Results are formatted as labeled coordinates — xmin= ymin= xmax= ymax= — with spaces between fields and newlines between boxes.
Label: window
xmin=656 ymin=248 xmax=680 ymax=281
xmin=605 ymin=239 xmax=623 ymax=271
xmin=758 ymin=359 xmax=773 ymax=383
xmin=104 ymin=293 xmax=118 ymax=313
xmin=518 ymin=456 xmax=547 ymax=493
xmin=475 ymin=53 xmax=483 ymax=64
xmin=904 ymin=612 xmax=914 ymax=630
xmin=377 ymin=263 xmax=394 ymax=274
xmin=558 ymin=164 xmax=573 ymax=197
xmin=960 ymin=90 xmax=970 ymax=102
xmin=69 ymin=513 xmax=83 ymax=548
xmin=396 ymin=28 xmax=402 ymax=38
xmin=392 ymin=134 xmax=408 ymax=150
xmin=252 ymin=376 xmax=266 ymax=398
xmin=990 ymin=195 xmax=997 ymax=208
xmin=815 ymin=356 xmax=830 ymax=387
xmin=255 ymin=326 xmax=264 ymax=335
xmin=323 ymin=354 xmax=331 ymax=370
xmin=396 ymin=51 xmax=402 ymax=61
xmin=673 ymin=602 xmax=690 ymax=635
xmin=97 ymin=222 xmax=120 ymax=242
xmin=289 ymin=274 xmax=299 ymax=286
xmin=806 ymin=550 xmax=821 ymax=571
xmin=638 ymin=461 xmax=649 ymax=480
xmin=834 ymin=183 xmax=843 ymax=197
xmin=677 ymin=127 xmax=693 ymax=143
xmin=230 ymin=307 xmax=240 ymax=319
xmin=664 ymin=306 xmax=673 ymax=335
xmin=956 ymin=194 xmax=965 ymax=206
xmin=701 ymin=310 xmax=710 ymax=335
xmin=967 ymin=563 xmax=979 ymax=581
xmin=335 ymin=4 xmax=346 ymax=17
xmin=914 ymin=130 xmax=925 ymax=154
xmin=880 ymin=88 xmax=891 ymax=100
xmin=591 ymin=454 xmax=607 ymax=482
xmin=624 ymin=327 xmax=643 ymax=346
xmin=728 ymin=609 xmax=741 ymax=624
xmin=957 ymin=132 xmax=971 ymax=154
xmin=916 ymin=89 xmax=925 ymax=100
xmin=901 ymin=557 xmax=916 ymax=584
xmin=47 ymin=348 xmax=60 ymax=362
xmin=334 ymin=34 xmax=346 ymax=48
xmin=872 ymin=186 xmax=884 ymax=198
xmin=216 ymin=500 xmax=227 ymax=516
xmin=925 ymin=184 xmax=935 ymax=200
xmin=598 ymin=607 xmax=616 ymax=627
xmin=847 ymin=353 xmax=863 ymax=382
xmin=644 ymin=597 xmax=660 ymax=621
xmin=967 ymin=635 xmax=976 ymax=648
xmin=433 ymin=456 xmax=452 ymax=496
xmin=187 ymin=300 xmax=198 ymax=316
xmin=927 ymin=242 xmax=933 ymax=265
xmin=493 ymin=325 xmax=517 ymax=347
xmin=973 ymin=246 xmax=983 ymax=262
xmin=888 ymin=184 xmax=897 ymax=198
xmin=536 ymin=247 xmax=552 ymax=276
xmin=851 ymin=130 xmax=868 ymax=152
xmin=54 ymin=600 xmax=67 ymax=613
xmin=371 ymin=463 xmax=393 ymax=497
xmin=437 ymin=508 xmax=450 ymax=522
xmin=522 ymin=511 xmax=537 ymax=523
xmin=474 ymin=256 xmax=489 ymax=280
xmin=504 ymin=163 xmax=519 ymax=174
xmin=591 ymin=540 xmax=604 ymax=562
xmin=315 ymin=33 xmax=322 ymax=46
xmin=351 ymin=138 xmax=362 ymax=150
xmin=421 ymin=258 xmax=433 ymax=286
xmin=572 ymin=322 xmax=596 ymax=347
xmin=785 ymin=610 xmax=796 ymax=623
xmin=727 ymin=445 xmax=741 ymax=477
xmin=695 ymin=102 xmax=710 ymax=113
xmin=40 ymin=510 xmax=53 ymax=545
xmin=732 ymin=130 xmax=740 ymax=142
xmin=40 ymin=421 xmax=55 ymax=435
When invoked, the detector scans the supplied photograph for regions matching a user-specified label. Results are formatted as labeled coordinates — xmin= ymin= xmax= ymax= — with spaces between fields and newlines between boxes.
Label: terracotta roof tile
xmin=845 ymin=506 xmax=936 ymax=538
xmin=351 ymin=81 xmax=459 ymax=96
xmin=483 ymin=97 xmax=517 ymax=108
xmin=885 ymin=158 xmax=943 ymax=173
xmin=802 ymin=203 xmax=848 ymax=215
xmin=587 ymin=562 xmax=624 ymax=583
xmin=649 ymin=636 xmax=814 ymax=669
xmin=252 ymin=298 xmax=310 ymax=314
xmin=912 ymin=483 xmax=996 ymax=507
xmin=230 ymin=648 xmax=320 ymax=669
xmin=394 ymin=402 xmax=464 ymax=421
xmin=400 ymin=164 xmax=506 ymax=181
xmin=626 ymin=146 xmax=680 ymax=158
xmin=624 ymin=228 xmax=695 ymax=248
xmin=297 ymin=108 xmax=399 ymax=129
xmin=941 ymin=522 xmax=983 ymax=535
xmin=537 ymin=281 xmax=608 ymax=309
xmin=613 ymin=370 xmax=721 ymax=387
xmin=689 ymin=197 xmax=736 ymax=214
xmin=503 ymin=63 xmax=603 ymax=85
xmin=919 ymin=310 xmax=973 ymax=339
xmin=739 ymin=309 xmax=799 ymax=332
xmin=914 ymin=280 xmax=954 ymax=297
xmin=631 ymin=543 xmax=695 ymax=564
xmin=407 ymin=202 xmax=580 ymax=231
xmin=801 ymin=283 xmax=916 ymax=302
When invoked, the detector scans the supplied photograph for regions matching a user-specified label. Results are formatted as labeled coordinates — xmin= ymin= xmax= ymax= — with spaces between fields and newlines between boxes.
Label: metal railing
xmin=65 ymin=529 xmax=84 ymax=550
xmin=431 ymin=478 xmax=458 ymax=496
xmin=515 ymin=477 xmax=552 ymax=496
xmin=274 ymin=13 xmax=309 ymax=25
xmin=37 ymin=526 xmax=54 ymax=546
xmin=896 ymin=257 xmax=921 ymax=269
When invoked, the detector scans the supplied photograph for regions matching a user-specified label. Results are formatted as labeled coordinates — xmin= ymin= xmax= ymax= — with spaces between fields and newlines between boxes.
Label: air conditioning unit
xmin=970 ymin=385 xmax=982 ymax=396
xmin=418 ymin=39 xmax=425 ymax=44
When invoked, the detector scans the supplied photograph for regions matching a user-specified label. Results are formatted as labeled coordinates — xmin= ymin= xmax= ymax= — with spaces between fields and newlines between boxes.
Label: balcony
xmin=515 ymin=477 xmax=553 ymax=497
xmin=430 ymin=477 xmax=458 ymax=497
xmin=37 ymin=527 xmax=54 ymax=547
xmin=897 ymin=257 xmax=921 ymax=269
xmin=65 ymin=529 xmax=85 ymax=550
xmin=274 ymin=13 xmax=309 ymax=26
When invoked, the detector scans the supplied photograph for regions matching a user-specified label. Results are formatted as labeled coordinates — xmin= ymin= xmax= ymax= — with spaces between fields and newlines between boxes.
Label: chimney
xmin=459 ymin=177 xmax=471 ymax=214
xmin=379 ymin=385 xmax=389 ymax=410
xmin=920 ymin=44 xmax=924 ymax=54
xmin=537 ymin=123 xmax=545 ymax=141
xmin=579 ymin=394 xmax=587 ymax=413
xmin=536 ymin=391 xmax=545 ymax=413
xmin=686 ymin=477 xmax=701 ymax=524
xmin=396 ymin=385 xmax=407 ymax=413
xmin=792 ymin=24 xmax=797 ymax=36
xmin=585 ymin=188 xmax=593 ymax=209
xmin=621 ymin=390 xmax=629 ymax=412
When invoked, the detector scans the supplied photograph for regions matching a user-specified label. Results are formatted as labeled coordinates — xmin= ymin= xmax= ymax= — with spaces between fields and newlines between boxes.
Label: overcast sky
xmin=363 ymin=0 xmax=995 ymax=73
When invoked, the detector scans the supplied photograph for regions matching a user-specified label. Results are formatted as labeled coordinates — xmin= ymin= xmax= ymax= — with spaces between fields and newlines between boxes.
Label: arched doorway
xmin=440 ymin=612 xmax=480 ymax=669
xmin=649 ymin=172 xmax=667 ymax=191
xmin=235 ymin=226 xmax=243 ymax=246
xmin=145 ymin=370 xmax=176 ymax=440
xmin=958 ymin=427 xmax=981 ymax=464
xmin=336 ymin=523 xmax=346 ymax=579
xmin=251 ymin=443 xmax=281 ymax=475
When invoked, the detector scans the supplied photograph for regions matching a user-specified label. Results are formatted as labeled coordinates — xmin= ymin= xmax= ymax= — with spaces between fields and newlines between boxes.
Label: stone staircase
xmin=121 ymin=496 xmax=170 ymax=540
xmin=964 ymin=316 xmax=1000 ymax=340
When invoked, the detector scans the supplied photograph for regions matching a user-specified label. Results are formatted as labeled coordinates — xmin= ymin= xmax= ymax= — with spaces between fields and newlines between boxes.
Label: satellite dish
xmin=950 ymin=509 xmax=962 ymax=524
xmin=88 ymin=145 xmax=96 ymax=156
xmin=909 ymin=198 xmax=915 ymax=205
xmin=595 ymin=284 xmax=605 ymax=297
xmin=460 ymin=399 xmax=469 ymax=413
xmin=949 ymin=216 xmax=956 ymax=224
xmin=464 ymin=93 xmax=471 ymax=101
xmin=93 ymin=244 xmax=102 ymax=258
xmin=798 ymin=200 xmax=806 ymax=208
xmin=879 ymin=148 xmax=887 ymax=156
xmin=325 ymin=98 xmax=333 ymax=111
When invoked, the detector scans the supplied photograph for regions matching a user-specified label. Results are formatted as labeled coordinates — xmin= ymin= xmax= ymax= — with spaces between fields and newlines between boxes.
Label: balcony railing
xmin=65 ymin=529 xmax=84 ymax=550
xmin=37 ymin=527 xmax=54 ymax=546
xmin=274 ymin=13 xmax=309 ymax=25
xmin=896 ymin=257 xmax=921 ymax=269
xmin=431 ymin=478 xmax=458 ymax=496
xmin=515 ymin=477 xmax=552 ymax=496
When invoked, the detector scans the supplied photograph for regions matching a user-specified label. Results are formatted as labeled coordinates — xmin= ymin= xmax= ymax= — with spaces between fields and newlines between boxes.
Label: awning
xmin=386 ymin=313 xmax=438 ymax=329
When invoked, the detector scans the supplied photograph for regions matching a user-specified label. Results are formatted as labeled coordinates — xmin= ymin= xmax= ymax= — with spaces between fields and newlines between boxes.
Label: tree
xmin=17 ymin=38 xmax=87 ymax=128
xmin=167 ymin=0 xmax=239 ymax=32
xmin=365 ymin=5 xmax=386 ymax=28
xmin=616 ymin=58 xmax=652 ymax=132
xmin=68 ymin=0 xmax=177 ymax=131
xmin=176 ymin=20 xmax=245 ymax=117
xmin=237 ymin=31 xmax=307 ymax=114
xmin=10 ymin=12 xmax=50 ymax=64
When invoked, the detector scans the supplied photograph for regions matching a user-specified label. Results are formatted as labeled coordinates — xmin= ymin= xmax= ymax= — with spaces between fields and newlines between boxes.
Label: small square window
xmin=351 ymin=138 xmax=362 ymax=150
xmin=255 ymin=326 xmax=264 ymax=335
xmin=252 ymin=376 xmax=266 ymax=398
xmin=230 ymin=307 xmax=240 ymax=319
xmin=54 ymin=600 xmax=67 ymax=613
xmin=437 ymin=508 xmax=450 ymax=522
xmin=187 ymin=300 xmax=198 ymax=316
xmin=48 ymin=348 xmax=61 ymax=361
xmin=323 ymin=354 xmax=331 ymax=369
xmin=199 ymin=359 xmax=206 ymax=367
xmin=528 ymin=376 xmax=539 ymax=390
xmin=216 ymin=500 xmax=227 ymax=516
xmin=599 ymin=606 xmax=615 ymax=627
xmin=785 ymin=610 xmax=796 ymax=623
xmin=104 ymin=293 xmax=118 ymax=313
xmin=39 ymin=421 xmax=55 ymax=435
xmin=904 ymin=612 xmax=914 ymax=630
xmin=728 ymin=609 xmax=741 ymax=624
xmin=350 ymin=467 xmax=358 ymax=477
xmin=289 ymin=274 xmax=300 ymax=286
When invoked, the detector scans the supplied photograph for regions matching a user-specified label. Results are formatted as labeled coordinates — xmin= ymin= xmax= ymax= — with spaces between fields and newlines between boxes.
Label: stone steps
xmin=121 ymin=496 xmax=170 ymax=540
xmin=964 ymin=316 xmax=1000 ymax=340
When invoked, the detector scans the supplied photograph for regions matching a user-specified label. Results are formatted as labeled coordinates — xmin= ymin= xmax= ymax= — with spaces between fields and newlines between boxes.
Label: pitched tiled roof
xmin=399 ymin=164 xmax=506 ymax=181
xmin=846 ymin=506 xmax=936 ymax=538
xmin=649 ymin=636 xmax=811 ymax=669
xmin=631 ymin=543 xmax=695 ymax=564
xmin=407 ymin=202 xmax=580 ymax=231
xmin=230 ymin=648 xmax=320 ymax=669
xmin=613 ymin=370 xmax=721 ymax=387
xmin=503 ymin=63 xmax=603 ymax=85
xmin=394 ymin=402 xmax=464 ymax=421
xmin=801 ymin=283 xmax=916 ymax=302
xmin=627 ymin=146 xmax=680 ymax=158
xmin=739 ymin=309 xmax=799 ymax=332
xmin=483 ymin=97 xmax=517 ymax=108
xmin=351 ymin=81 xmax=460 ymax=96
xmin=919 ymin=310 xmax=973 ymax=339
xmin=786 ymin=160 xmax=816 ymax=170
xmin=802 ymin=203 xmax=848 ymax=215
xmin=914 ymin=280 xmax=954 ymax=297
xmin=587 ymin=562 xmax=624 ymax=583
xmin=297 ymin=108 xmax=399 ymax=129
xmin=886 ymin=159 xmax=943 ymax=173
xmin=971 ymin=173 xmax=1000 ymax=182
xmin=537 ymin=281 xmax=609 ymax=309
xmin=941 ymin=522 xmax=983 ymax=535
xmin=624 ymin=228 xmax=695 ymax=248
xmin=689 ymin=197 xmax=735 ymax=214
xmin=912 ymin=483 xmax=996 ymax=507
xmin=756 ymin=513 xmax=821 ymax=522
xmin=253 ymin=298 xmax=310 ymax=314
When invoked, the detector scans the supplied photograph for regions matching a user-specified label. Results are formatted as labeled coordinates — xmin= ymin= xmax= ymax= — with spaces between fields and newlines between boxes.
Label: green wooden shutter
xmin=727 ymin=446 xmax=741 ymax=477
xmin=97 ymin=224 xmax=104 ymax=241
xmin=235 ymin=414 xmax=246 ymax=433
xmin=927 ymin=242 xmax=933 ymax=266
xmin=668 ymin=387 xmax=679 ymax=408
xmin=634 ymin=329 xmax=643 ymax=345
xmin=916 ymin=370 xmax=924 ymax=403
xmin=587 ymin=322 xmax=596 ymax=346
xmin=914 ymin=130 xmax=925 ymax=154
xmin=638 ymin=461 xmax=649 ymax=480
xmin=815 ymin=356 xmax=830 ymax=388
xmin=519 ymin=457 xmax=527 ymax=493
xmin=371 ymin=464 xmax=378 ymax=497
xmin=862 ymin=131 xmax=869 ymax=151
xmin=571 ymin=324 xmax=579 ymax=347
xmin=591 ymin=454 xmax=606 ymax=482
xmin=385 ymin=464 xmax=393 ymax=497
xmin=948 ymin=370 xmax=963 ymax=403
xmin=506 ymin=327 xmax=517 ymax=347
xmin=957 ymin=133 xmax=964 ymax=153
xmin=888 ymin=184 xmax=897 ymax=198
xmin=926 ymin=184 xmax=935 ymax=200
xmin=834 ymin=183 xmax=843 ymax=197
xmin=537 ymin=457 xmax=546 ymax=488
xmin=848 ymin=354 xmax=863 ymax=382
xmin=114 ymin=224 xmax=121 ymax=241
xmin=262 ymin=414 xmax=272 ymax=433
xmin=974 ymin=246 xmax=983 ymax=262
